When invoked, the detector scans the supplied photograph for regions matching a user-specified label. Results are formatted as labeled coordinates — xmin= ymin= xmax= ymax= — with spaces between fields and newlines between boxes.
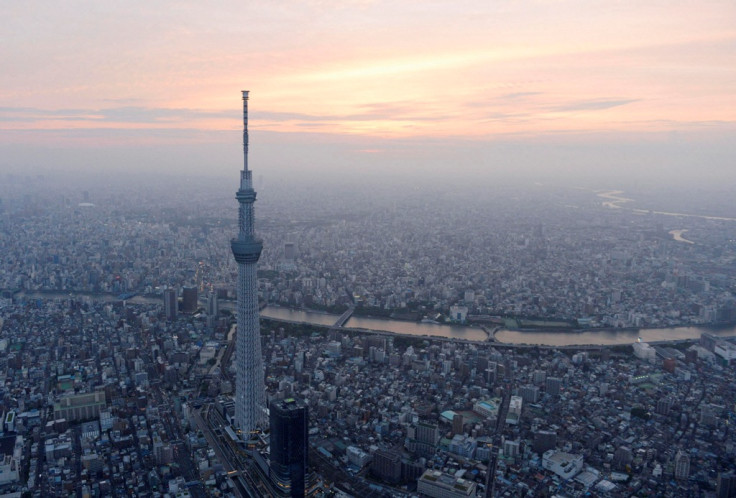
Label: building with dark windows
xmin=371 ymin=448 xmax=401 ymax=484
xmin=414 ymin=421 xmax=439 ymax=457
xmin=181 ymin=286 xmax=198 ymax=313
xmin=546 ymin=376 xmax=562 ymax=396
xmin=269 ymin=398 xmax=308 ymax=498
xmin=717 ymin=471 xmax=736 ymax=498
xmin=207 ymin=292 xmax=218 ymax=317
xmin=163 ymin=288 xmax=177 ymax=321
xmin=452 ymin=413 xmax=464 ymax=435
xmin=533 ymin=430 xmax=557 ymax=454
xmin=675 ymin=449 xmax=690 ymax=480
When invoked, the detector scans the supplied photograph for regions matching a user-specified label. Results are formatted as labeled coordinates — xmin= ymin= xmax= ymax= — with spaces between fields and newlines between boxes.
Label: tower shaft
xmin=231 ymin=90 xmax=266 ymax=432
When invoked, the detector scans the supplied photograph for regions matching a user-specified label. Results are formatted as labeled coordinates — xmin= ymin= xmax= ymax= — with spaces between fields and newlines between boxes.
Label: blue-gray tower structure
xmin=231 ymin=90 xmax=267 ymax=432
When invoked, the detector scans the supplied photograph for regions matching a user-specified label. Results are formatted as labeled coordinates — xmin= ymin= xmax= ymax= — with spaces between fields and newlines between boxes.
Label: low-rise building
xmin=473 ymin=398 xmax=500 ymax=419
xmin=53 ymin=391 xmax=106 ymax=422
xmin=417 ymin=469 xmax=477 ymax=498
xmin=346 ymin=445 xmax=371 ymax=468
xmin=542 ymin=450 xmax=583 ymax=479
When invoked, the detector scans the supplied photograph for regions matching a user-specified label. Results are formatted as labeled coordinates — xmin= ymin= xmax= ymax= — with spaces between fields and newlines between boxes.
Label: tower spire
xmin=231 ymin=90 xmax=266 ymax=432
xmin=242 ymin=90 xmax=249 ymax=175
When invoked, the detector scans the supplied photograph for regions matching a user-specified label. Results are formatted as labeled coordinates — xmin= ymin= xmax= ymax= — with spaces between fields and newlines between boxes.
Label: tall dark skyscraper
xmin=231 ymin=91 xmax=267 ymax=432
xmin=181 ymin=286 xmax=198 ymax=313
xmin=163 ymin=288 xmax=177 ymax=321
xmin=269 ymin=398 xmax=308 ymax=498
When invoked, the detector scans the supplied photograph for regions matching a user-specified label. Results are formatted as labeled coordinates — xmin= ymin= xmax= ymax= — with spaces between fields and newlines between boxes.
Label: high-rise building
xmin=520 ymin=385 xmax=540 ymax=404
xmin=231 ymin=91 xmax=267 ymax=432
xmin=452 ymin=413 xmax=464 ymax=435
xmin=269 ymin=398 xmax=309 ymax=498
xmin=532 ymin=370 xmax=546 ymax=385
xmin=717 ymin=471 xmax=736 ymax=498
xmin=279 ymin=241 xmax=297 ymax=271
xmin=533 ymin=430 xmax=557 ymax=454
xmin=415 ymin=421 xmax=440 ymax=457
xmin=163 ymin=288 xmax=177 ymax=321
xmin=545 ymin=376 xmax=562 ymax=396
xmin=206 ymin=292 xmax=219 ymax=330
xmin=207 ymin=292 xmax=219 ymax=317
xmin=506 ymin=396 xmax=522 ymax=425
xmin=656 ymin=397 xmax=673 ymax=416
xmin=371 ymin=449 xmax=401 ymax=484
xmin=613 ymin=446 xmax=633 ymax=469
xmin=181 ymin=286 xmax=198 ymax=313
xmin=674 ymin=449 xmax=690 ymax=480
xmin=503 ymin=439 xmax=520 ymax=458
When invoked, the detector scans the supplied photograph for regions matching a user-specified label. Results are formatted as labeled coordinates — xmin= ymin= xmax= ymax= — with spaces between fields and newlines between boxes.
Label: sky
xmin=2 ymin=0 xmax=735 ymax=185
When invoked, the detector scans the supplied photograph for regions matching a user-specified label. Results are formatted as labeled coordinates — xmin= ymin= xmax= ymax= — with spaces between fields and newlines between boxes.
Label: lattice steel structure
xmin=231 ymin=90 xmax=267 ymax=432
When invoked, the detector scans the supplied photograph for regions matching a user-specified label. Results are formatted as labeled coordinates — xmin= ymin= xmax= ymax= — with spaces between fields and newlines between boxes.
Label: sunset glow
xmin=1 ymin=0 xmax=735 ymax=176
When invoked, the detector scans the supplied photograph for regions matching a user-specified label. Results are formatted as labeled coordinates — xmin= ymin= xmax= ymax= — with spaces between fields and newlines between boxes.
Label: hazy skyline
xmin=2 ymin=0 xmax=735 ymax=183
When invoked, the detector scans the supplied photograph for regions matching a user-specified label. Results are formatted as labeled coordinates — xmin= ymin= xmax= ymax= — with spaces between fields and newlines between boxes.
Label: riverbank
xmin=8 ymin=291 xmax=736 ymax=347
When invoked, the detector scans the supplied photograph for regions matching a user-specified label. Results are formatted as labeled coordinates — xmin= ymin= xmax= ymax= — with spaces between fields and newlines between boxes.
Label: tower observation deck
xmin=231 ymin=90 xmax=267 ymax=432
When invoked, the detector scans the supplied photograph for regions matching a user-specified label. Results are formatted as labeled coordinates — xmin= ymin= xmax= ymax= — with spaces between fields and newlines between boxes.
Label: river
xmin=597 ymin=190 xmax=736 ymax=222
xmin=494 ymin=324 xmax=736 ymax=346
xmin=668 ymin=229 xmax=695 ymax=244
xmin=13 ymin=292 xmax=736 ymax=346
xmin=261 ymin=306 xmax=736 ymax=346
xmin=260 ymin=306 xmax=489 ymax=341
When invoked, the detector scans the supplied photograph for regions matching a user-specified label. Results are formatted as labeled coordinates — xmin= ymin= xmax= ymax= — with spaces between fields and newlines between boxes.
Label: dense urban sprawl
xmin=1 ymin=173 xmax=736 ymax=497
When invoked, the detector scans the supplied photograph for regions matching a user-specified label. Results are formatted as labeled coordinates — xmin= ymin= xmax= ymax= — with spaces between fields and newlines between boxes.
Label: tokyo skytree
xmin=231 ymin=90 xmax=267 ymax=432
